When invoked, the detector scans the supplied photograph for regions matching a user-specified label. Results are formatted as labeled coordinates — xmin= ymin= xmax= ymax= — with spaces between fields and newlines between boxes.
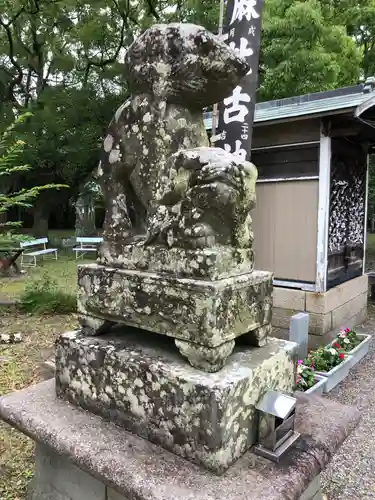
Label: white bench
xmin=73 ymin=237 xmax=103 ymax=259
xmin=20 ymin=237 xmax=58 ymax=267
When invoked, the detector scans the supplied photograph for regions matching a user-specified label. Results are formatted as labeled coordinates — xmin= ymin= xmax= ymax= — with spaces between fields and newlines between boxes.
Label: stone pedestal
xmin=56 ymin=329 xmax=296 ymax=473
xmin=99 ymin=244 xmax=255 ymax=280
xmin=29 ymin=443 xmax=323 ymax=500
xmin=0 ymin=381 xmax=360 ymax=500
xmin=77 ymin=263 xmax=273 ymax=372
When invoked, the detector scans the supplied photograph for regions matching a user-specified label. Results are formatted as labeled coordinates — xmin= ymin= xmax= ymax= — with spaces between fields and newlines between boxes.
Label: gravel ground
xmin=321 ymin=303 xmax=375 ymax=499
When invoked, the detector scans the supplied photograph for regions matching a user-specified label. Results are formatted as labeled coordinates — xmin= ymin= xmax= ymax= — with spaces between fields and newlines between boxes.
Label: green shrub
xmin=18 ymin=273 xmax=76 ymax=314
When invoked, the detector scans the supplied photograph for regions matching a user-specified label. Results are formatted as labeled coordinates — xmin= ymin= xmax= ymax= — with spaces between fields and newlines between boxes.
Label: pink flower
xmin=298 ymin=360 xmax=303 ymax=365
xmin=345 ymin=328 xmax=350 ymax=333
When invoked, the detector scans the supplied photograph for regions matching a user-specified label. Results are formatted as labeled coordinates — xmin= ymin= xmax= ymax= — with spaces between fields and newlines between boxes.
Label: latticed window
xmin=327 ymin=138 xmax=367 ymax=288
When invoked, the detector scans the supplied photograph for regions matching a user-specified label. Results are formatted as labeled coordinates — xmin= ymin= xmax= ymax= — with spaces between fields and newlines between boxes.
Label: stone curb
xmin=0 ymin=380 xmax=360 ymax=500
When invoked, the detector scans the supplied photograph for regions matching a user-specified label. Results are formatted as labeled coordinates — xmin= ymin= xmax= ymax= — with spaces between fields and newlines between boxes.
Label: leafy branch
xmin=0 ymin=111 xmax=67 ymax=229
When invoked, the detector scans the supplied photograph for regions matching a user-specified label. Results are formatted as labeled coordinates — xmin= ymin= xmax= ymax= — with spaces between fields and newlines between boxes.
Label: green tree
xmin=0 ymin=0 xmax=155 ymax=233
xmin=16 ymin=86 xmax=124 ymax=235
xmin=0 ymin=112 xmax=66 ymax=237
xmin=259 ymin=0 xmax=362 ymax=101
xmin=326 ymin=0 xmax=375 ymax=79
xmin=1 ymin=0 xmax=374 ymax=234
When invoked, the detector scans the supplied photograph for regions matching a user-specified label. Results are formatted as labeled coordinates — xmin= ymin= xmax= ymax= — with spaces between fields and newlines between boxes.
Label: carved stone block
xmin=55 ymin=330 xmax=297 ymax=474
xmin=99 ymin=244 xmax=254 ymax=279
xmin=77 ymin=263 xmax=273 ymax=371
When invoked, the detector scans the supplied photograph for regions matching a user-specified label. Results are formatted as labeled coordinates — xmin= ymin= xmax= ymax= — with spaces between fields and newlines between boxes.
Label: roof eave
xmin=253 ymin=107 xmax=357 ymax=127
xmin=355 ymin=93 xmax=375 ymax=119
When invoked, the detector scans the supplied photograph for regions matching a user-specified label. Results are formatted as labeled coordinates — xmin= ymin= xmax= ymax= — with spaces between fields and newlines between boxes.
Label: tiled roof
xmin=203 ymin=82 xmax=375 ymax=129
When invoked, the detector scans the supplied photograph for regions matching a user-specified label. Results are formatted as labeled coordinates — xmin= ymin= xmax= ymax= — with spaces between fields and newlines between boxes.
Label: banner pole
xmin=211 ymin=0 xmax=226 ymax=140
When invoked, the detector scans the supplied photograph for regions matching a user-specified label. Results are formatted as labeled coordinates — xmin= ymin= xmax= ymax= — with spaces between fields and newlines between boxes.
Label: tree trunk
xmin=32 ymin=201 xmax=49 ymax=237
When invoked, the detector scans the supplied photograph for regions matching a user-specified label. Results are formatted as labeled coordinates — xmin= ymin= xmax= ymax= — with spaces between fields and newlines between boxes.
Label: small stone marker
xmin=289 ymin=312 xmax=309 ymax=361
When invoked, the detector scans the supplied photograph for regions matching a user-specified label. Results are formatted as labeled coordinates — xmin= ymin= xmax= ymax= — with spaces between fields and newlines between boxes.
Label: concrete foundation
xmin=272 ymin=275 xmax=368 ymax=346
xmin=0 ymin=381 xmax=360 ymax=500
xmin=29 ymin=443 xmax=323 ymax=500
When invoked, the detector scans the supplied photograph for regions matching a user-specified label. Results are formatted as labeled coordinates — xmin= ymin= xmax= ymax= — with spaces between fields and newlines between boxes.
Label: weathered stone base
xmin=28 ymin=443 xmax=323 ymax=500
xmin=55 ymin=329 xmax=296 ymax=473
xmin=77 ymin=263 xmax=273 ymax=371
xmin=272 ymin=275 xmax=368 ymax=338
xmin=0 ymin=381 xmax=360 ymax=500
xmin=99 ymin=243 xmax=255 ymax=280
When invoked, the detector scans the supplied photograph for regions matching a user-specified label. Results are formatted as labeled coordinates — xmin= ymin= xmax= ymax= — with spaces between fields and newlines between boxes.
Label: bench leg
xmin=75 ymin=250 xmax=84 ymax=260
xmin=20 ymin=255 xmax=38 ymax=267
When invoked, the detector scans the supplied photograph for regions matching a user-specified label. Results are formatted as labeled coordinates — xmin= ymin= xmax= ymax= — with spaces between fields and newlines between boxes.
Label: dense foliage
xmin=0 ymin=111 xmax=65 ymax=240
xmin=1 ymin=0 xmax=375 ymax=231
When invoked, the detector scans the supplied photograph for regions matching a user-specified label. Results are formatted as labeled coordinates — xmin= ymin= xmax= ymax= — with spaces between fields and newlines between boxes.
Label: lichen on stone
xmin=55 ymin=332 xmax=297 ymax=474
xmin=76 ymin=22 xmax=273 ymax=375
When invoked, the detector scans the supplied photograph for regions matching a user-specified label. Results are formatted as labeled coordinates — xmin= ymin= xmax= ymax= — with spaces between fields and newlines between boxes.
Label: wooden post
xmin=315 ymin=126 xmax=331 ymax=293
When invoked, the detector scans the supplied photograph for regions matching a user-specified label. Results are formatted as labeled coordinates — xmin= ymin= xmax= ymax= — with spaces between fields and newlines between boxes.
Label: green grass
xmin=0 ymin=253 xmax=83 ymax=498
xmin=0 ymin=254 xmax=92 ymax=300
xmin=0 ymin=235 xmax=96 ymax=498
xmin=19 ymin=274 xmax=77 ymax=314
xmin=0 ymin=310 xmax=77 ymax=500
xmin=0 ymin=255 xmax=92 ymax=497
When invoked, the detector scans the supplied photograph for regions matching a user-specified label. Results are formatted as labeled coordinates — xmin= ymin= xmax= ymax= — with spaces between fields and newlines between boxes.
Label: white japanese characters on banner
xmin=215 ymin=0 xmax=265 ymax=161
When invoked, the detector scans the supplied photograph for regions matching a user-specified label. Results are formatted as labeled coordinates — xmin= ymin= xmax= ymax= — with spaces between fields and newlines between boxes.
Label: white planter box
xmin=305 ymin=375 xmax=327 ymax=395
xmin=316 ymin=355 xmax=352 ymax=393
xmin=295 ymin=374 xmax=327 ymax=396
xmin=347 ymin=334 xmax=371 ymax=368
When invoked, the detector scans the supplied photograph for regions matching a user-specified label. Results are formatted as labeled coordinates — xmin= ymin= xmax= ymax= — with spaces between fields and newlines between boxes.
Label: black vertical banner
xmin=215 ymin=0 xmax=265 ymax=162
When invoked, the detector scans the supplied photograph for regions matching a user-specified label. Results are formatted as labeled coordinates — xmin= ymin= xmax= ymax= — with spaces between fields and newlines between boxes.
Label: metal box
xmin=254 ymin=390 xmax=300 ymax=462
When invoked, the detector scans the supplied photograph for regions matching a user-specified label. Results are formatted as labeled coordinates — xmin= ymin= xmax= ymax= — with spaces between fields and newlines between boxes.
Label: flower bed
xmin=303 ymin=345 xmax=351 ymax=393
xmin=315 ymin=356 xmax=352 ymax=393
xmin=295 ymin=361 xmax=327 ymax=394
xmin=331 ymin=328 xmax=371 ymax=368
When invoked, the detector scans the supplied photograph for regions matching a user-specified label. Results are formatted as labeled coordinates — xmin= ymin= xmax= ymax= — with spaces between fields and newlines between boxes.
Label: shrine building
xmin=204 ymin=77 xmax=375 ymax=345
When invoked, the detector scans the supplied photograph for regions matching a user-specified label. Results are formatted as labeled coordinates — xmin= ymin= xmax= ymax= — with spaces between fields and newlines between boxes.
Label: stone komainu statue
xmin=97 ymin=23 xmax=257 ymax=264
xmin=77 ymin=23 xmax=273 ymax=373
